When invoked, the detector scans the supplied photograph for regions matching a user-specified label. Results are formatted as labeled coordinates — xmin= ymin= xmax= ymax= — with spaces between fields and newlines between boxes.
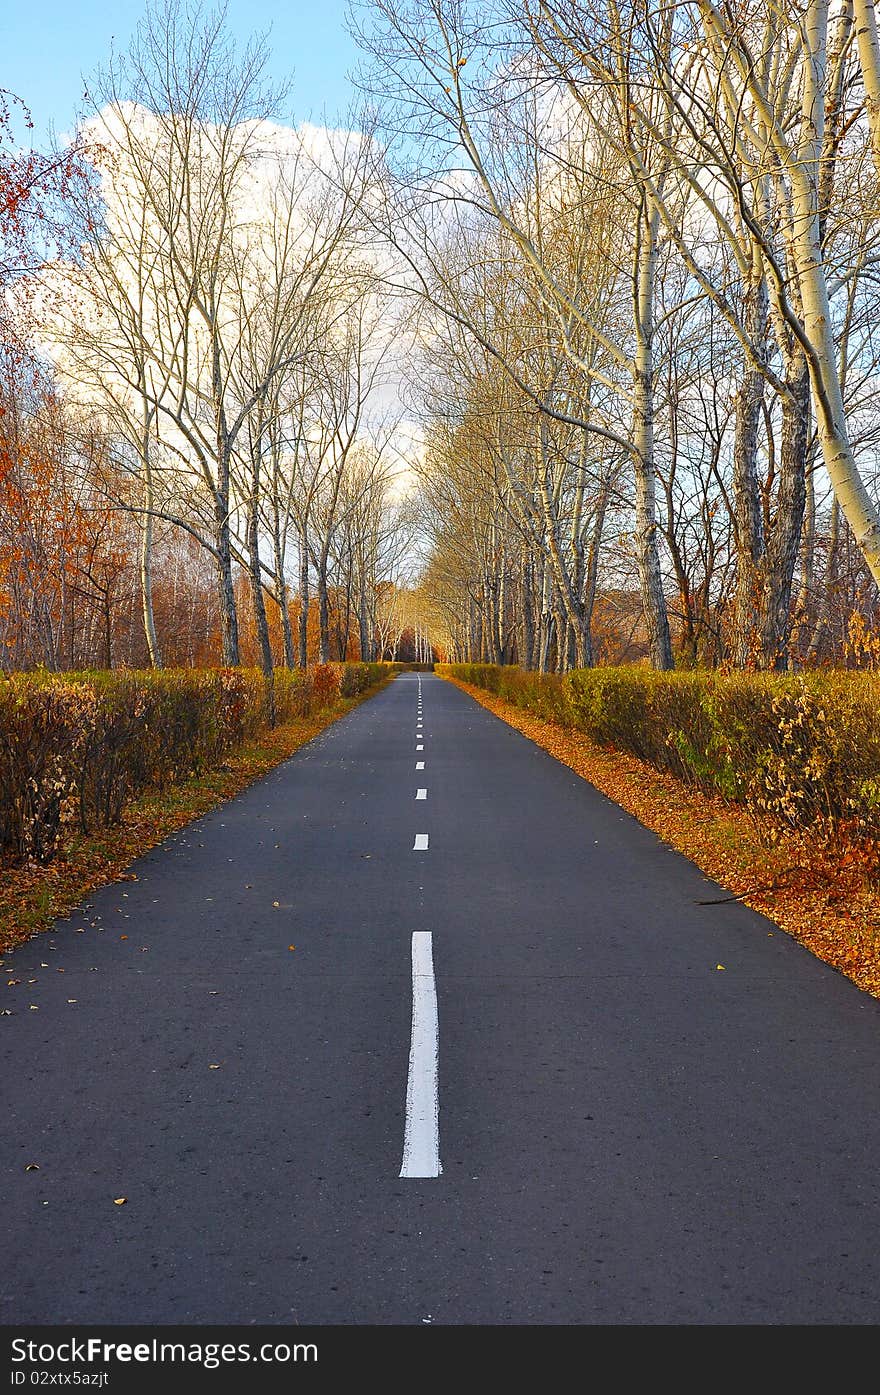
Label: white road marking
xmin=400 ymin=931 xmax=441 ymax=1179
xmin=416 ymin=761 xmax=425 ymax=770
xmin=416 ymin=744 xmax=424 ymax=751
xmin=416 ymin=788 xmax=427 ymax=800
xmin=413 ymin=833 xmax=429 ymax=850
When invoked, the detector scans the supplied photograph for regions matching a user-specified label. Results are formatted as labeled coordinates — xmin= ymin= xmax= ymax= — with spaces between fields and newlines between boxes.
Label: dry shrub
xmin=0 ymin=675 xmax=96 ymax=861
xmin=438 ymin=663 xmax=880 ymax=873
xmin=312 ymin=663 xmax=342 ymax=705
xmin=0 ymin=662 xmax=394 ymax=866
xmin=338 ymin=662 xmax=388 ymax=697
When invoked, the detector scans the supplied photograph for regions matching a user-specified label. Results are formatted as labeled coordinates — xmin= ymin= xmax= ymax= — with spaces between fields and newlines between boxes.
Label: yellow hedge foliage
xmin=0 ymin=664 xmax=393 ymax=864
xmin=438 ymin=663 xmax=880 ymax=852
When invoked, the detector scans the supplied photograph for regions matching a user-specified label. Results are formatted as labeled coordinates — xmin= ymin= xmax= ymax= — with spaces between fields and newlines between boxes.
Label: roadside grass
xmin=0 ymin=681 xmax=393 ymax=955
xmin=443 ymin=675 xmax=880 ymax=1000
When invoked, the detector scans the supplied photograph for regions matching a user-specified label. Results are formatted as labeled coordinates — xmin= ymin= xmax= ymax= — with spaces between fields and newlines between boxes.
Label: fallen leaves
xmin=113 ymin=1197 xmax=127 ymax=1206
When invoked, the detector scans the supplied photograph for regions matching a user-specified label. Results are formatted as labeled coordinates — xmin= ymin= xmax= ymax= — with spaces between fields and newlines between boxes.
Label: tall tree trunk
xmin=536 ymin=419 xmax=593 ymax=670
xmin=758 ymin=355 xmax=810 ymax=668
xmin=794 ymin=443 xmax=816 ymax=661
xmin=271 ymin=498 xmax=294 ymax=669
xmin=247 ymin=500 xmax=273 ymax=680
xmin=139 ymin=440 xmax=161 ymax=668
xmin=553 ymin=594 xmax=568 ymax=673
xmin=807 ymin=497 xmax=840 ymax=661
xmin=298 ymin=524 xmax=309 ymax=669
xmin=520 ymin=556 xmax=535 ymax=669
xmin=276 ymin=576 xmax=294 ymax=670
xmin=853 ymin=0 xmax=880 ymax=174
xmin=317 ymin=555 xmax=331 ymax=664
xmin=538 ymin=563 xmax=553 ymax=673
xmin=697 ymin=0 xmax=880 ymax=586
xmin=731 ymin=266 xmax=768 ymax=667
xmin=789 ymin=0 xmax=880 ymax=585
xmin=580 ymin=481 xmax=609 ymax=669
xmin=215 ymin=501 xmax=240 ymax=667
xmin=215 ymin=385 xmax=240 ymax=666
xmin=358 ymin=579 xmax=372 ymax=662
xmin=632 ymin=199 xmax=674 ymax=670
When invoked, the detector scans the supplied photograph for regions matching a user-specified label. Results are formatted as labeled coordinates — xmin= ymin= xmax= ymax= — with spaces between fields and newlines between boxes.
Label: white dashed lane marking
xmin=413 ymin=834 xmax=429 ymax=850
xmin=416 ymin=789 xmax=427 ymax=800
xmin=400 ymin=931 xmax=441 ymax=1179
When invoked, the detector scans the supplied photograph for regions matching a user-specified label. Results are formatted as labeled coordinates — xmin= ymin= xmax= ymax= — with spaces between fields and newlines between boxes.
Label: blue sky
xmin=1 ymin=0 xmax=362 ymax=143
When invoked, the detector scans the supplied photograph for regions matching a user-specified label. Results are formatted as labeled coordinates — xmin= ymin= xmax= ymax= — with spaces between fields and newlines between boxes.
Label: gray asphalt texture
xmin=2 ymin=672 xmax=880 ymax=1325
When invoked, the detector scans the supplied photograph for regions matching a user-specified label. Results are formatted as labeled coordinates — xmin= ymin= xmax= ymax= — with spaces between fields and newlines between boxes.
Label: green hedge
xmin=437 ymin=663 xmax=880 ymax=847
xmin=0 ymin=663 xmax=394 ymax=864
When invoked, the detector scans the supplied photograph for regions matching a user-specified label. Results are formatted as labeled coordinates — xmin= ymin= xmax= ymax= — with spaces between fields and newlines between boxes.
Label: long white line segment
xmin=400 ymin=931 xmax=441 ymax=1178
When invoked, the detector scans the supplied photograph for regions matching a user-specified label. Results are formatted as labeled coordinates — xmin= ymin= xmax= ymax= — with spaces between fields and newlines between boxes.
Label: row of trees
xmin=357 ymin=0 xmax=880 ymax=670
xmin=2 ymin=3 xmax=420 ymax=674
xmin=0 ymin=340 xmax=423 ymax=669
xmin=4 ymin=0 xmax=880 ymax=674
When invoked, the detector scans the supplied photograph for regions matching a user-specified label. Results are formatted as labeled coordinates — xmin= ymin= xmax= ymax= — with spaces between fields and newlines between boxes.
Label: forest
xmin=2 ymin=0 xmax=880 ymax=677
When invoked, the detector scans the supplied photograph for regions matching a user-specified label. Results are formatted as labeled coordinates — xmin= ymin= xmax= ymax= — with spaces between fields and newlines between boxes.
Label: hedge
xmin=437 ymin=663 xmax=880 ymax=850
xmin=0 ymin=663 xmax=394 ymax=864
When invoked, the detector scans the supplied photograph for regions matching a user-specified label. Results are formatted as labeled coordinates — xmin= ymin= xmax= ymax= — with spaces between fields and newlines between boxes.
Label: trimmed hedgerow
xmin=437 ymin=663 xmax=880 ymax=853
xmin=0 ymin=663 xmax=394 ymax=864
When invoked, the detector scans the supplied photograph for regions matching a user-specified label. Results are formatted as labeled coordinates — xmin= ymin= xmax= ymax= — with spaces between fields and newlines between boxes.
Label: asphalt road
xmin=3 ymin=672 xmax=880 ymax=1325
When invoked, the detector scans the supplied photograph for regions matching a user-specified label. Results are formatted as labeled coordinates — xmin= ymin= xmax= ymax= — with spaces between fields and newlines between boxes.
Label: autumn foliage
xmin=0 ymin=662 xmax=393 ymax=864
xmin=438 ymin=663 xmax=880 ymax=872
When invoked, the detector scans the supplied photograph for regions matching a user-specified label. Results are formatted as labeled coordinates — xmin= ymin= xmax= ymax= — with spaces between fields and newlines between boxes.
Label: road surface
xmin=3 ymin=672 xmax=880 ymax=1324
